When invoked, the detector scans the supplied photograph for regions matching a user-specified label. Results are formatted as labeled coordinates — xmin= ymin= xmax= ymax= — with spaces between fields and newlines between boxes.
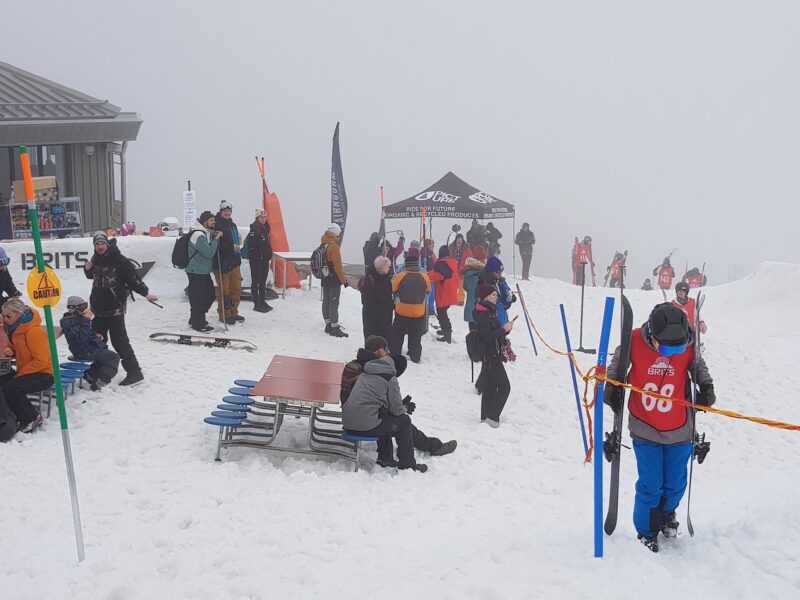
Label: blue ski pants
xmin=632 ymin=440 xmax=693 ymax=536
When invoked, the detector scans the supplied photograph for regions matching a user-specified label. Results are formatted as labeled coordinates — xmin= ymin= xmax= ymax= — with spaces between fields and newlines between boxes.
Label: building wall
xmin=69 ymin=143 xmax=112 ymax=232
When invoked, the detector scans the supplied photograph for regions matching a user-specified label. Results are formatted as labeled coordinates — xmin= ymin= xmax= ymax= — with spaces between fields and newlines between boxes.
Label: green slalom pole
xmin=19 ymin=146 xmax=85 ymax=562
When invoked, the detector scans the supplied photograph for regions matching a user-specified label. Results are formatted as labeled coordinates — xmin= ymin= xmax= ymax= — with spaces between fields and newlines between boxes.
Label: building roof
xmin=0 ymin=61 xmax=142 ymax=145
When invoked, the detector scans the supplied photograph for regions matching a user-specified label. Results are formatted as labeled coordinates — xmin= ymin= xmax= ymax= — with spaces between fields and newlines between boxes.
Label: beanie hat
xmin=477 ymin=282 xmax=495 ymax=301
xmin=67 ymin=295 xmax=87 ymax=310
xmin=373 ymin=255 xmax=391 ymax=271
xmin=486 ymin=256 xmax=503 ymax=273
xmin=197 ymin=211 xmax=215 ymax=225
xmin=391 ymin=354 xmax=408 ymax=378
xmin=675 ymin=281 xmax=690 ymax=294
xmin=409 ymin=240 xmax=420 ymax=249
xmin=93 ymin=231 xmax=109 ymax=245
xmin=255 ymin=208 xmax=267 ymax=218
xmin=326 ymin=223 xmax=341 ymax=237
xmin=220 ymin=200 xmax=233 ymax=211
xmin=438 ymin=245 xmax=449 ymax=259
xmin=406 ymin=247 xmax=420 ymax=260
xmin=0 ymin=246 xmax=8 ymax=266
xmin=473 ymin=245 xmax=487 ymax=261
xmin=365 ymin=335 xmax=389 ymax=353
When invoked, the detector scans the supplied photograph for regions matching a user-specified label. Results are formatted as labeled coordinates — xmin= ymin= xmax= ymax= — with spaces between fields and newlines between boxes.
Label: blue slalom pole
xmin=559 ymin=304 xmax=589 ymax=456
xmin=594 ymin=296 xmax=616 ymax=558
xmin=515 ymin=284 xmax=538 ymax=356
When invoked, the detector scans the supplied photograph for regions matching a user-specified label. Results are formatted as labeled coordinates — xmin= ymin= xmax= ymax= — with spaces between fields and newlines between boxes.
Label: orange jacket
xmin=320 ymin=231 xmax=347 ymax=285
xmin=428 ymin=257 xmax=459 ymax=308
xmin=391 ymin=269 xmax=430 ymax=318
xmin=8 ymin=308 xmax=53 ymax=377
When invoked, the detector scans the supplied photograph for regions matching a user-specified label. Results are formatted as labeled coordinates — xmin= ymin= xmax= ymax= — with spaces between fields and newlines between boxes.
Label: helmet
xmin=647 ymin=303 xmax=691 ymax=348
xmin=675 ymin=281 xmax=690 ymax=294
xmin=583 ymin=235 xmax=592 ymax=244
xmin=662 ymin=256 xmax=671 ymax=267
xmin=645 ymin=278 xmax=651 ymax=283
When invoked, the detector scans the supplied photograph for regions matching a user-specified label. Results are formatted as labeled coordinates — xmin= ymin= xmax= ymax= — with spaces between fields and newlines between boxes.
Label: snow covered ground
xmin=2 ymin=260 xmax=799 ymax=599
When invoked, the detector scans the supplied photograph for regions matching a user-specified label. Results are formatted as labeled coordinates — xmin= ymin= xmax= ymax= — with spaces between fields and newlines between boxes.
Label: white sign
xmin=182 ymin=190 xmax=197 ymax=231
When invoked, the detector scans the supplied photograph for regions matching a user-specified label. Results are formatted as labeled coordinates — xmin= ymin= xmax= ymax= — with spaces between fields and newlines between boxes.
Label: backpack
xmin=171 ymin=231 xmax=198 ymax=269
xmin=340 ymin=360 xmax=364 ymax=404
xmin=311 ymin=243 xmax=331 ymax=279
xmin=241 ymin=234 xmax=250 ymax=260
xmin=0 ymin=397 xmax=16 ymax=443
xmin=465 ymin=330 xmax=484 ymax=362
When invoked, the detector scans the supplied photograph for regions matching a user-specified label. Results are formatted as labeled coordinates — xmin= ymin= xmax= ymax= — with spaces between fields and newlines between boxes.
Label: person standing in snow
xmin=683 ymin=267 xmax=707 ymax=289
xmin=246 ymin=208 xmax=273 ymax=313
xmin=641 ymin=278 xmax=654 ymax=291
xmin=389 ymin=247 xmax=430 ymax=363
xmin=514 ymin=223 xmax=536 ymax=281
xmin=606 ymin=251 xmax=627 ymax=288
xmin=672 ymin=282 xmax=707 ymax=333
xmin=462 ymin=245 xmax=487 ymax=328
xmin=0 ymin=247 xmax=21 ymax=307
xmin=84 ymin=231 xmax=158 ymax=386
xmin=480 ymin=256 xmax=516 ymax=326
xmin=604 ymin=303 xmax=715 ymax=553
xmin=320 ymin=223 xmax=349 ymax=338
xmin=484 ymin=222 xmax=502 ymax=257
xmin=473 ymin=283 xmax=515 ymax=427
xmin=428 ymin=245 xmax=459 ymax=343
xmin=342 ymin=335 xmax=457 ymax=469
xmin=466 ymin=218 xmax=486 ymax=250
xmin=186 ymin=211 xmax=222 ymax=332
xmin=653 ymin=257 xmax=675 ymax=292
xmin=448 ymin=233 xmax=472 ymax=305
xmin=56 ymin=295 xmax=120 ymax=390
xmin=360 ymin=256 xmax=394 ymax=343
xmin=572 ymin=236 xmax=594 ymax=286
xmin=213 ymin=200 xmax=244 ymax=325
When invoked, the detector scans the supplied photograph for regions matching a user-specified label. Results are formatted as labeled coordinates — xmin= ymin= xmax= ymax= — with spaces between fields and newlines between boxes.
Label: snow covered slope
xmin=1 ymin=262 xmax=798 ymax=599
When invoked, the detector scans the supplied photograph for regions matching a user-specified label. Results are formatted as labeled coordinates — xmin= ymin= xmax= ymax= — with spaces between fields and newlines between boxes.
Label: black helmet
xmin=662 ymin=256 xmax=671 ymax=267
xmin=645 ymin=278 xmax=651 ymax=283
xmin=647 ymin=303 xmax=691 ymax=346
xmin=675 ymin=281 xmax=690 ymax=294
xmin=583 ymin=235 xmax=592 ymax=243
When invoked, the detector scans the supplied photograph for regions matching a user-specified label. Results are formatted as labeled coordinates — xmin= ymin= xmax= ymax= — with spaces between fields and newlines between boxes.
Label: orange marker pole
xmin=19 ymin=146 xmax=85 ymax=562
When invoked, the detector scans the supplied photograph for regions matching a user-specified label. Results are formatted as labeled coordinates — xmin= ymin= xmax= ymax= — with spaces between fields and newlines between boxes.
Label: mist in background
xmin=4 ymin=0 xmax=799 ymax=284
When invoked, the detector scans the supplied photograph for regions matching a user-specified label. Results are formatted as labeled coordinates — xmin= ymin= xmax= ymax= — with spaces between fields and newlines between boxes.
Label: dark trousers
xmin=89 ymin=349 xmax=120 ymax=383
xmin=574 ymin=266 xmax=585 ymax=286
xmin=390 ymin=314 xmax=426 ymax=362
xmin=481 ymin=357 xmax=511 ymax=421
xmin=322 ymin=285 xmax=341 ymax=325
xmin=2 ymin=372 xmax=54 ymax=425
xmin=94 ymin=314 xmax=140 ymax=375
xmin=377 ymin=423 xmax=441 ymax=461
xmin=187 ymin=273 xmax=216 ymax=329
xmin=249 ymin=259 xmax=269 ymax=305
xmin=436 ymin=306 xmax=452 ymax=335
xmin=347 ymin=413 xmax=417 ymax=468
xmin=521 ymin=253 xmax=532 ymax=279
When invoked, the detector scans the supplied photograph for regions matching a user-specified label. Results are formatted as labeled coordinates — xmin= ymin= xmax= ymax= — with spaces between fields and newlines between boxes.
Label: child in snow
xmin=57 ymin=295 xmax=120 ymax=390
xmin=604 ymin=303 xmax=715 ymax=553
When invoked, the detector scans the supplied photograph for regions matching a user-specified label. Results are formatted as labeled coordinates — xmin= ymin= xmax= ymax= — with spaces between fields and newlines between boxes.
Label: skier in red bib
xmin=683 ymin=267 xmax=707 ymax=289
xmin=604 ymin=303 xmax=715 ymax=552
xmin=653 ymin=257 xmax=675 ymax=291
xmin=672 ymin=282 xmax=707 ymax=333
xmin=606 ymin=251 xmax=627 ymax=288
xmin=572 ymin=236 xmax=594 ymax=286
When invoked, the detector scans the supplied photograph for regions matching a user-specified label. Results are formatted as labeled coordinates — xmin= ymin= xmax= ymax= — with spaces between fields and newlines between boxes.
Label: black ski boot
xmin=436 ymin=331 xmax=452 ymax=343
xmin=637 ymin=534 xmax=659 ymax=553
xmin=329 ymin=326 xmax=349 ymax=338
xmin=661 ymin=512 xmax=679 ymax=539
xmin=325 ymin=323 xmax=332 ymax=334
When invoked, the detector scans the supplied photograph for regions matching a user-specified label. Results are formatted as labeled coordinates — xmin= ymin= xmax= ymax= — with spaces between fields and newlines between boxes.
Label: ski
xmin=149 ymin=332 xmax=258 ymax=352
xmin=686 ymin=291 xmax=707 ymax=537
xmin=603 ymin=294 xmax=633 ymax=535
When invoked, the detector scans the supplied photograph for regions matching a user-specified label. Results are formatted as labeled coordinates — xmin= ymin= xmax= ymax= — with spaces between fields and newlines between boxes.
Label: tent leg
xmin=512 ymin=215 xmax=517 ymax=278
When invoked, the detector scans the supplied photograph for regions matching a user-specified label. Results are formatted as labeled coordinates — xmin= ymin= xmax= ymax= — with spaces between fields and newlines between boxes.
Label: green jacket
xmin=186 ymin=226 xmax=219 ymax=275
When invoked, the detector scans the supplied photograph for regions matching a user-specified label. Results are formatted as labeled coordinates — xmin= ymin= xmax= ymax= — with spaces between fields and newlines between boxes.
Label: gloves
xmin=605 ymin=386 xmax=624 ymax=414
xmin=402 ymin=395 xmax=416 ymax=415
xmin=343 ymin=280 xmax=350 ymax=288
xmin=697 ymin=383 xmax=716 ymax=407
xmin=699 ymin=321 xmax=707 ymax=334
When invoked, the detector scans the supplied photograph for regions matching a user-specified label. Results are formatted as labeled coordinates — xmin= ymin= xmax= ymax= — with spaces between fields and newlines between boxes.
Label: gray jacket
xmin=341 ymin=356 xmax=407 ymax=431
xmin=606 ymin=327 xmax=713 ymax=445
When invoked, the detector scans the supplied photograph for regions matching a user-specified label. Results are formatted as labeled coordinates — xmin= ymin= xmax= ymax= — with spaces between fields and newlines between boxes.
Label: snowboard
xmin=603 ymin=294 xmax=633 ymax=535
xmin=149 ymin=332 xmax=258 ymax=352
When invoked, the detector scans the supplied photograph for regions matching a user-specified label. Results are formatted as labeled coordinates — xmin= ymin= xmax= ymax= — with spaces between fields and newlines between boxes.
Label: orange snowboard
xmin=265 ymin=192 xmax=301 ymax=289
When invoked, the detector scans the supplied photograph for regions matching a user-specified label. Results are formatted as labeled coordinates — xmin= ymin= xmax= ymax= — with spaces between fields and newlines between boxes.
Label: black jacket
xmin=0 ymin=269 xmax=19 ymax=304
xmin=485 ymin=226 xmax=503 ymax=245
xmin=515 ymin=229 xmax=535 ymax=254
xmin=466 ymin=225 xmax=486 ymax=249
xmin=214 ymin=213 xmax=242 ymax=273
xmin=246 ymin=220 xmax=272 ymax=262
xmin=84 ymin=240 xmax=149 ymax=317
xmin=363 ymin=233 xmax=382 ymax=271
xmin=360 ymin=270 xmax=394 ymax=339
xmin=473 ymin=300 xmax=507 ymax=360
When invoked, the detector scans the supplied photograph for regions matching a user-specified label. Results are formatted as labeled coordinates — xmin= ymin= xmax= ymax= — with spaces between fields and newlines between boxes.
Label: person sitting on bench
xmin=342 ymin=335 xmax=457 ymax=471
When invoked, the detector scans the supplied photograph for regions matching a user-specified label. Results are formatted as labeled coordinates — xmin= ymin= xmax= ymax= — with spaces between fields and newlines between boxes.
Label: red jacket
xmin=428 ymin=257 xmax=459 ymax=308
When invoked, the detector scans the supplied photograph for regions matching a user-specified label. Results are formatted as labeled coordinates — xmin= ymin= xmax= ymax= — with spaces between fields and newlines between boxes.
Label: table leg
xmin=281 ymin=256 xmax=287 ymax=299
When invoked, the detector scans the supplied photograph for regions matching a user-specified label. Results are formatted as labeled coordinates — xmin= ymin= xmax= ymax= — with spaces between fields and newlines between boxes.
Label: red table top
xmin=263 ymin=355 xmax=344 ymax=385
xmin=250 ymin=355 xmax=344 ymax=404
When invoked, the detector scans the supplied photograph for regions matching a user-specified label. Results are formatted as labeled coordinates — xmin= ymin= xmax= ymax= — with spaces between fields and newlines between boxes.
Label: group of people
xmin=186 ymin=201 xmax=275 ymax=333
xmin=644 ymin=257 xmax=708 ymax=292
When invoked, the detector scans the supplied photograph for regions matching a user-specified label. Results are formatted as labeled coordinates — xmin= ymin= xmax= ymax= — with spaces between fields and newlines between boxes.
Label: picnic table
xmin=272 ymin=251 xmax=314 ymax=299
xmin=217 ymin=355 xmax=355 ymax=461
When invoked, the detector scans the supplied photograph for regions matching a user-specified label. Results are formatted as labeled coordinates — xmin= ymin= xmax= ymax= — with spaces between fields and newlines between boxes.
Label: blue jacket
xmin=480 ymin=269 xmax=515 ymax=325
xmin=60 ymin=312 xmax=107 ymax=361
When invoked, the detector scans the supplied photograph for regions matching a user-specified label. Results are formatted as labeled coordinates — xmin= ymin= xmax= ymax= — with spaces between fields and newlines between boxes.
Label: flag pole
xmin=19 ymin=146 xmax=85 ymax=562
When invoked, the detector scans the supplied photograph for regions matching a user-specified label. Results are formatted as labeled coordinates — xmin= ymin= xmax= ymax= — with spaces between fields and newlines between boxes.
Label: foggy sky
xmin=4 ymin=1 xmax=799 ymax=284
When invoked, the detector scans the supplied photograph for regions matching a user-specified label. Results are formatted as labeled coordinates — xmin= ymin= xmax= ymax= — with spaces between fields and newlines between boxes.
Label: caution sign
xmin=26 ymin=266 xmax=62 ymax=308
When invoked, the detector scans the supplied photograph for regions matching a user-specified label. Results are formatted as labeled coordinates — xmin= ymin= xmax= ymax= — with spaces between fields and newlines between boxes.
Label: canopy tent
xmin=383 ymin=171 xmax=514 ymax=220
xmin=383 ymin=171 xmax=519 ymax=274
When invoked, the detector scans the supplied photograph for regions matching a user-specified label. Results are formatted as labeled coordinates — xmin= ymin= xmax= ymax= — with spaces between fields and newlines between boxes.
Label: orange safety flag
xmin=264 ymin=192 xmax=301 ymax=289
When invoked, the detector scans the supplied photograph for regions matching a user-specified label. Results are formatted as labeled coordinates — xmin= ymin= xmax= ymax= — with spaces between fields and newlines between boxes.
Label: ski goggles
xmin=653 ymin=339 xmax=688 ymax=357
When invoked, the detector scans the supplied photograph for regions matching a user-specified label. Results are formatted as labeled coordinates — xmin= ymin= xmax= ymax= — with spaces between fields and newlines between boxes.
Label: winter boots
xmin=430 ymin=440 xmax=458 ymax=456
xmin=436 ymin=331 xmax=452 ymax=343
xmin=329 ymin=326 xmax=349 ymax=338
xmin=638 ymin=534 xmax=659 ymax=553
xmin=120 ymin=371 xmax=144 ymax=387
xmin=661 ymin=512 xmax=679 ymax=539
xmin=254 ymin=303 xmax=273 ymax=313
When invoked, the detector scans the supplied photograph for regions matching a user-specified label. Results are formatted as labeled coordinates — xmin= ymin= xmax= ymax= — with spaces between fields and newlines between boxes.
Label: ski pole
xmin=515 ymin=284 xmax=538 ymax=356
xmin=577 ymin=263 xmax=596 ymax=354
xmin=217 ymin=251 xmax=228 ymax=332
xmin=559 ymin=303 xmax=589 ymax=456
xmin=148 ymin=300 xmax=164 ymax=309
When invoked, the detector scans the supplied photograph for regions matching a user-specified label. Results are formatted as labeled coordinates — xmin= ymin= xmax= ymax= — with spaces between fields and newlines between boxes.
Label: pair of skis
xmin=603 ymin=290 xmax=708 ymax=537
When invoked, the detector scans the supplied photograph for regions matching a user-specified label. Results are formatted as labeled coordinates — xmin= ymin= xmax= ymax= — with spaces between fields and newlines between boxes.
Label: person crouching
xmin=58 ymin=296 xmax=120 ymax=391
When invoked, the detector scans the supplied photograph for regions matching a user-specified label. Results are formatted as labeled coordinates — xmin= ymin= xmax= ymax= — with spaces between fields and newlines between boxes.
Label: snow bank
xmin=0 ymin=262 xmax=798 ymax=599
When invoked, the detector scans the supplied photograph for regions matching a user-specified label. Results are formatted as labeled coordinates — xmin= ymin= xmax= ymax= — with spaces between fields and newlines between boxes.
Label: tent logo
xmin=416 ymin=191 xmax=460 ymax=204
xmin=469 ymin=192 xmax=498 ymax=205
